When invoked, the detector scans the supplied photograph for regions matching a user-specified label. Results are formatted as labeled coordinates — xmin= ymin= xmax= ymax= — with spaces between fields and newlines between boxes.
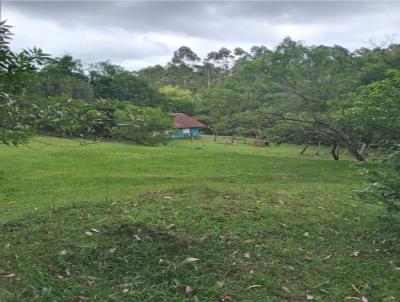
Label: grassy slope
xmin=0 ymin=136 xmax=354 ymax=222
xmin=0 ymin=136 xmax=399 ymax=301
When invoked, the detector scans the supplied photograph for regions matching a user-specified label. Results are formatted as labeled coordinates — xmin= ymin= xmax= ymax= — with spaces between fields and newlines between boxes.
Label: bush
xmin=111 ymin=103 xmax=171 ymax=145
xmin=0 ymin=93 xmax=33 ymax=145
xmin=359 ymin=148 xmax=400 ymax=215
xmin=6 ymin=96 xmax=172 ymax=146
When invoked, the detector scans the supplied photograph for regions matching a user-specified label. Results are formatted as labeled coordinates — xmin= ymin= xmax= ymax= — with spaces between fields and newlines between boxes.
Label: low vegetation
xmin=1 ymin=137 xmax=399 ymax=301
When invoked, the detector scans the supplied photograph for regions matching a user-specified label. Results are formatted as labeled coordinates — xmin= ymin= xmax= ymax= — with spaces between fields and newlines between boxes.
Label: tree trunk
xmin=300 ymin=144 xmax=309 ymax=155
xmin=213 ymin=133 xmax=217 ymax=141
xmin=231 ymin=134 xmax=235 ymax=144
xmin=359 ymin=143 xmax=367 ymax=155
xmin=243 ymin=137 xmax=247 ymax=144
xmin=350 ymin=147 xmax=366 ymax=162
xmin=315 ymin=141 xmax=321 ymax=156
xmin=330 ymin=141 xmax=339 ymax=160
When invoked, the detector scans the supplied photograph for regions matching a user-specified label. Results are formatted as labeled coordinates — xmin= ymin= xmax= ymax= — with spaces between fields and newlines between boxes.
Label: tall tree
xmin=27 ymin=55 xmax=94 ymax=100
xmin=89 ymin=61 xmax=161 ymax=106
xmin=250 ymin=45 xmax=271 ymax=58
xmin=159 ymin=85 xmax=195 ymax=115
xmin=167 ymin=46 xmax=200 ymax=89
xmin=257 ymin=38 xmax=367 ymax=160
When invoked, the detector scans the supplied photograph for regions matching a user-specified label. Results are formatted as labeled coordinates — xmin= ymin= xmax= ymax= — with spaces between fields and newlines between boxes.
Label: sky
xmin=3 ymin=1 xmax=400 ymax=70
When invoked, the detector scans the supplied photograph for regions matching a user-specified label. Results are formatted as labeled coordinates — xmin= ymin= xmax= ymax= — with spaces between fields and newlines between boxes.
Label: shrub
xmin=359 ymin=148 xmax=400 ymax=216
xmin=111 ymin=103 xmax=171 ymax=145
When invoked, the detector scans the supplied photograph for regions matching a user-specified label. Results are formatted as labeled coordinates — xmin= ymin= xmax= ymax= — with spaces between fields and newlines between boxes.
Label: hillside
xmin=0 ymin=137 xmax=399 ymax=301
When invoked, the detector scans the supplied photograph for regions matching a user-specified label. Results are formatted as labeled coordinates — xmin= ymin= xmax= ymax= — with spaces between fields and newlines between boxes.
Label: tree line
xmin=1 ymin=21 xmax=399 ymax=213
xmin=2 ymin=21 xmax=399 ymax=157
xmin=146 ymin=40 xmax=399 ymax=163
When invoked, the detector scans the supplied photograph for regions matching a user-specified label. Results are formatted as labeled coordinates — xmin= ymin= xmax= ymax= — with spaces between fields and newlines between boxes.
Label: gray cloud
xmin=3 ymin=1 xmax=400 ymax=69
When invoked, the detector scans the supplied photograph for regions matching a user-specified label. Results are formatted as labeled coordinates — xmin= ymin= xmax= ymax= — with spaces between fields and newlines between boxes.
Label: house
xmin=172 ymin=113 xmax=205 ymax=138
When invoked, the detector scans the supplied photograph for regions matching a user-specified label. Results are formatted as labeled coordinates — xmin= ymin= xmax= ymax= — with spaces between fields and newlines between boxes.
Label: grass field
xmin=0 ymin=136 xmax=399 ymax=301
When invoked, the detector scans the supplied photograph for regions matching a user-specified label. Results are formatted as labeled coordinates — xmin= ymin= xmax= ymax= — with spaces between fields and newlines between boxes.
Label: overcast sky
xmin=3 ymin=1 xmax=400 ymax=70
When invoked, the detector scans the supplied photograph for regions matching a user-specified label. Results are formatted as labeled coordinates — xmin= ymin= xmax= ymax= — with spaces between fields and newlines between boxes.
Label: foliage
xmin=89 ymin=61 xmax=162 ymax=106
xmin=192 ymin=38 xmax=400 ymax=161
xmin=0 ymin=22 xmax=47 ymax=95
xmin=3 ymin=17 xmax=400 ymax=159
xmin=34 ymin=75 xmax=94 ymax=100
xmin=196 ymin=88 xmax=243 ymax=136
xmin=30 ymin=97 xmax=171 ymax=145
xmin=40 ymin=55 xmax=86 ymax=78
xmin=354 ymin=45 xmax=400 ymax=85
xmin=0 ymin=21 xmax=48 ymax=145
xmin=2 ymin=92 xmax=170 ymax=146
xmin=29 ymin=55 xmax=94 ymax=100
xmin=0 ymin=21 xmax=170 ymax=146
xmin=0 ymin=22 xmax=103 ymax=145
xmin=255 ymin=39 xmax=368 ymax=160
xmin=329 ymin=69 xmax=400 ymax=146
xmin=262 ymin=121 xmax=328 ymax=145
xmin=111 ymin=103 xmax=170 ymax=145
xmin=33 ymin=97 xmax=104 ymax=138
xmin=338 ymin=70 xmax=400 ymax=214
xmin=159 ymin=85 xmax=195 ymax=115
xmin=0 ymin=93 xmax=32 ymax=145
xmin=137 ymin=38 xmax=400 ymax=161
xmin=360 ymin=149 xmax=400 ymax=215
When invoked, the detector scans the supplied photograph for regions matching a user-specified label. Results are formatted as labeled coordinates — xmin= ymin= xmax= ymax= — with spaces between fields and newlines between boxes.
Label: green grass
xmin=0 ymin=136 xmax=399 ymax=301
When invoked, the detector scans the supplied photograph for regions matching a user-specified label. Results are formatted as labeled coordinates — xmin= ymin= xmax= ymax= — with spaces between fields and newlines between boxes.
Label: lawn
xmin=0 ymin=136 xmax=399 ymax=301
